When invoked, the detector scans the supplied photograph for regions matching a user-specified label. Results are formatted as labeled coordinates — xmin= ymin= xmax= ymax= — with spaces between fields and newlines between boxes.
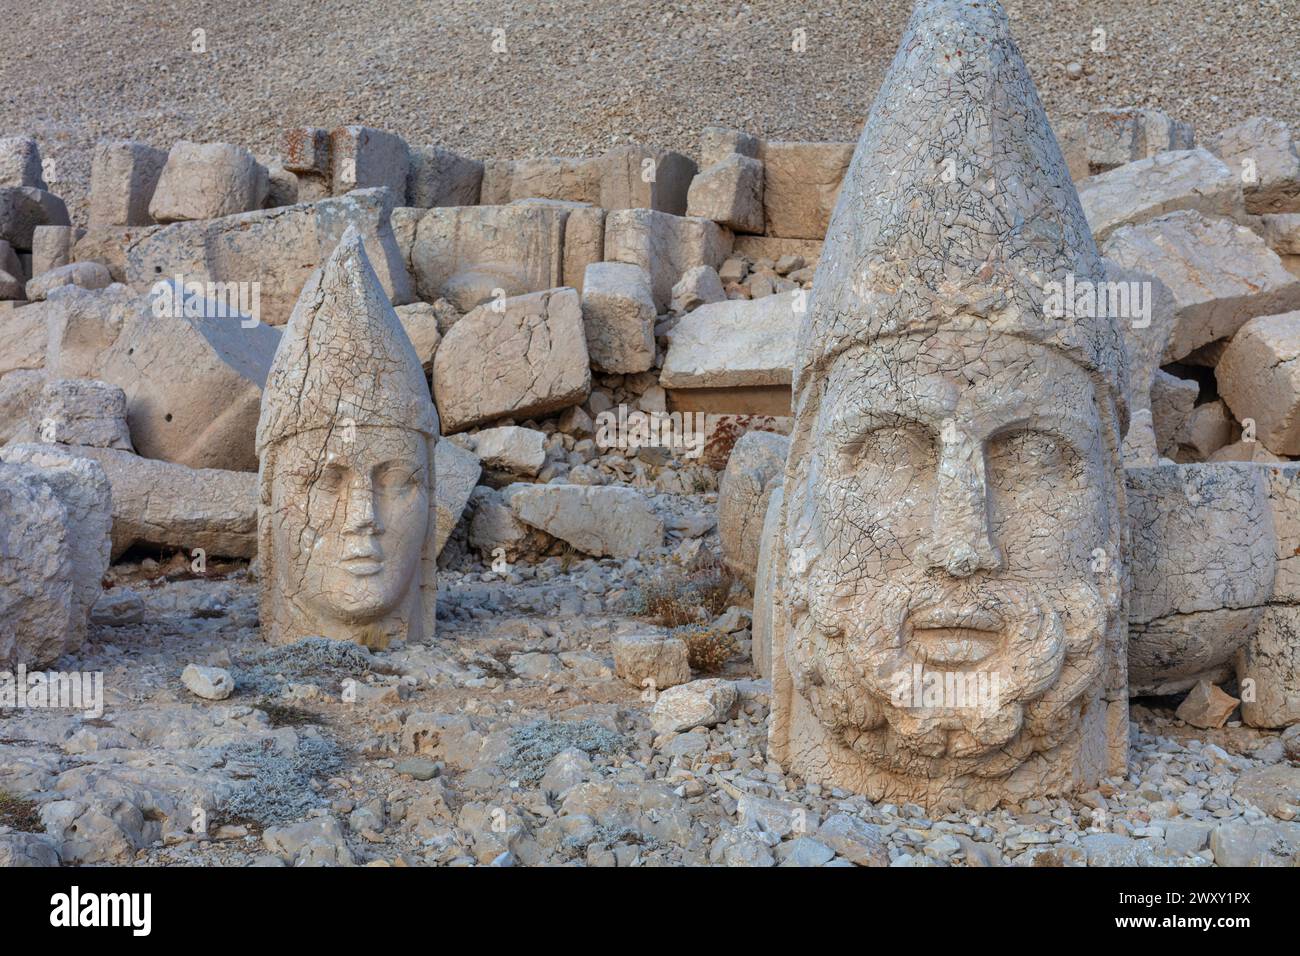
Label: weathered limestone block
xmin=651 ymin=678 xmax=736 ymax=734
xmin=760 ymin=141 xmax=854 ymax=239
xmin=752 ymin=484 xmax=784 ymax=681
xmin=1206 ymin=116 xmax=1300 ymax=215
xmin=1218 ymin=312 xmax=1300 ymax=455
xmin=282 ymin=127 xmax=331 ymax=176
xmin=30 ymin=225 xmax=83 ymax=277
xmin=0 ymin=462 xmax=76 ymax=667
xmin=1103 ymin=211 xmax=1300 ymax=360
xmin=43 ymin=283 xmax=136 ymax=378
xmin=613 ymin=632 xmax=691 ymax=691
xmin=1125 ymin=463 xmax=1275 ymax=693
xmin=687 ymin=155 xmax=764 ymax=234
xmin=433 ymin=287 xmax=590 ymax=432
xmin=330 ymin=126 xmax=409 ymax=198
xmin=433 ymin=438 xmax=481 ymax=557
xmin=670 ymin=265 xmax=725 ymax=313
xmin=406 ymin=145 xmax=484 ymax=208
xmin=256 ymin=228 xmax=439 ymax=647
xmin=1078 ymin=149 xmax=1239 ymax=242
xmin=604 ymin=208 xmax=732 ymax=310
xmin=1236 ymin=603 xmax=1300 ymax=729
xmin=30 ymin=378 xmax=132 ymax=450
xmin=53 ymin=444 xmax=256 ymax=559
xmin=0 ymin=296 xmax=46 ymax=373
xmin=0 ymin=239 xmax=23 ymax=299
xmin=472 ymin=425 xmax=546 ymax=477
xmin=97 ymin=281 xmax=280 ymax=472
xmin=149 ymin=142 xmax=269 ymax=222
xmin=768 ymin=0 xmax=1130 ymax=811
xmin=562 ymin=205 xmax=605 ymax=295
xmin=392 ymin=301 xmax=442 ymax=370
xmin=660 ymin=290 xmax=802 ymax=414
xmin=0 ymin=369 xmax=47 ymax=444
xmin=1263 ymin=464 xmax=1300 ymax=603
xmin=1176 ymin=679 xmax=1239 ymax=729
xmin=700 ymin=127 xmax=761 ymax=169
xmin=1174 ymin=399 xmax=1237 ymax=462
xmin=468 ymin=484 xmax=551 ymax=561
xmin=1085 ymin=108 xmax=1195 ymax=174
xmin=410 ymin=203 xmax=566 ymax=311
xmin=125 ymin=188 xmax=415 ymax=327
xmin=599 ymin=144 xmax=696 ymax=215
xmin=509 ymin=484 xmax=663 ymax=558
xmin=70 ymin=226 xmax=149 ymax=283
xmin=0 ymin=136 xmax=46 ymax=188
xmin=508 ymin=156 xmax=601 ymax=204
xmin=89 ymin=141 xmax=168 ymax=227
xmin=261 ymin=161 xmax=298 ymax=208
xmin=1150 ymin=369 xmax=1199 ymax=459
xmin=0 ymin=187 xmax=70 ymax=250
xmin=718 ymin=430 xmax=789 ymax=589
xmin=1258 ymin=213 xmax=1300 ymax=255
xmin=26 ymin=262 xmax=112 ymax=302
xmin=580 ymin=261 xmax=656 ymax=374
xmin=0 ymin=444 xmax=112 ymax=653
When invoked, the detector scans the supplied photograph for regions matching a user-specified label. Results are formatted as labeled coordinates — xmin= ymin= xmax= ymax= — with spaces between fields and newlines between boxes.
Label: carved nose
xmin=342 ymin=480 xmax=381 ymax=535
xmin=921 ymin=428 xmax=1004 ymax=578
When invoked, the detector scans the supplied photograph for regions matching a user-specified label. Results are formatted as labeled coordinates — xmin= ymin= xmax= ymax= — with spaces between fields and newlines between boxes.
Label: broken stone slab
xmin=0 ymin=297 xmax=47 ymax=374
xmin=1218 ymin=311 xmax=1300 ymax=455
xmin=124 ymin=187 xmax=414 ymax=327
xmin=718 ymin=430 xmax=789 ymax=589
xmin=0 ymin=368 xmax=46 ymax=444
xmin=660 ymin=290 xmax=803 ymax=414
xmin=148 ymin=142 xmax=270 ymax=223
xmin=0 ymin=460 xmax=76 ymax=667
xmin=471 ymin=425 xmax=546 ymax=477
xmin=1150 ymin=369 xmax=1199 ymax=459
xmin=612 ymin=631 xmax=691 ymax=691
xmin=509 ymin=484 xmax=663 ymax=558
xmin=1078 ymin=148 xmax=1240 ymax=243
xmin=1238 ymin=604 xmax=1300 ymax=730
xmin=406 ymin=145 xmax=483 ymax=207
xmin=1206 ymin=116 xmax=1300 ymax=215
xmin=26 ymin=261 xmax=112 ymax=302
xmin=1103 ymin=210 xmax=1300 ymax=360
xmin=29 ymin=378 xmax=133 ymax=450
xmin=760 ymin=141 xmax=854 ymax=239
xmin=1125 ymin=462 xmax=1276 ymax=692
xmin=670 ymin=264 xmax=725 ymax=314
xmin=42 ymin=282 xmax=137 ymax=378
xmin=650 ymin=678 xmax=737 ymax=734
xmin=687 ymin=155 xmax=764 ymax=234
xmin=1175 ymin=679 xmax=1239 ymax=730
xmin=1174 ymin=399 xmax=1238 ymax=462
xmin=432 ymin=287 xmax=590 ymax=432
xmin=96 ymin=280 xmax=281 ymax=472
xmin=1257 ymin=213 xmax=1300 ymax=255
xmin=0 ymin=135 xmax=46 ymax=188
xmin=506 ymin=156 xmax=601 ymax=205
xmin=30 ymin=225 xmax=83 ymax=277
xmin=48 ymin=444 xmax=258 ymax=560
xmin=410 ymin=203 xmax=566 ymax=311
xmin=598 ymin=144 xmax=696 ymax=216
xmin=433 ymin=438 xmax=481 ymax=558
xmin=330 ymin=125 xmax=409 ymax=198
xmin=603 ymin=208 xmax=732 ymax=311
xmin=89 ymin=140 xmax=168 ymax=227
xmin=282 ymin=127 xmax=331 ymax=176
xmin=699 ymin=126 xmax=761 ymax=169
xmin=181 ymin=664 xmax=234 ymax=701
xmin=467 ymin=484 xmax=552 ymax=561
xmin=1085 ymin=107 xmax=1195 ymax=175
xmin=0 ymin=444 xmax=112 ymax=656
xmin=392 ymin=301 xmax=442 ymax=370
xmin=580 ymin=261 xmax=656 ymax=374
xmin=0 ymin=186 xmax=70 ymax=250
xmin=507 ymin=198 xmax=607 ymax=296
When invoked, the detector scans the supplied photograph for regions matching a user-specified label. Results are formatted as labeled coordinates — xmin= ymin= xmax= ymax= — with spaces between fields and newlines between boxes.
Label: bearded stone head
xmin=768 ymin=0 xmax=1131 ymax=811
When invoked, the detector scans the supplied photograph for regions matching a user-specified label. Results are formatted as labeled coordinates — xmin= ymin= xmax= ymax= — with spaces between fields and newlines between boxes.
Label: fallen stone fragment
xmin=1175 ymin=679 xmax=1240 ymax=729
xmin=670 ymin=264 xmax=726 ymax=313
xmin=598 ymin=144 xmax=696 ymax=215
xmin=510 ymin=484 xmax=663 ymax=558
xmin=604 ymin=208 xmax=732 ymax=310
xmin=687 ymin=155 xmax=764 ymax=234
xmin=1174 ymin=399 xmax=1238 ymax=462
xmin=1206 ymin=116 xmax=1300 ymax=214
xmin=89 ymin=140 xmax=167 ymax=227
xmin=581 ymin=261 xmax=656 ymax=373
xmin=29 ymin=378 xmax=132 ymax=450
xmin=1085 ymin=107 xmax=1195 ymax=174
xmin=433 ymin=438 xmax=481 ymax=557
xmin=149 ymin=142 xmax=269 ymax=222
xmin=330 ymin=125 xmax=408 ymax=198
xmin=0 ymin=135 xmax=46 ymax=188
xmin=181 ymin=664 xmax=234 ymax=701
xmin=406 ymin=144 xmax=483 ymax=207
xmin=718 ymin=430 xmax=789 ymax=588
xmin=1217 ymin=311 xmax=1300 ymax=455
xmin=1237 ymin=604 xmax=1300 ymax=730
xmin=612 ymin=632 xmax=691 ymax=691
xmin=650 ymin=678 xmax=737 ymax=734
xmin=815 ymin=813 xmax=889 ymax=867
xmin=699 ymin=126 xmax=761 ymax=169
xmin=760 ymin=141 xmax=853 ymax=239
xmin=26 ymin=261 xmax=112 ymax=302
xmin=1078 ymin=148 xmax=1239 ymax=243
xmin=90 ymin=588 xmax=144 ymax=626
xmin=0 ymin=186 xmax=70 ymax=250
xmin=472 ymin=425 xmax=546 ymax=477
xmin=30 ymin=225 xmax=82 ymax=277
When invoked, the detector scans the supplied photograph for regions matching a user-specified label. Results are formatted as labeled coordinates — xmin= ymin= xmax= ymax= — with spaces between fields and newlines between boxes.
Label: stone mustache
xmin=767 ymin=0 xmax=1132 ymax=811
xmin=256 ymin=226 xmax=439 ymax=648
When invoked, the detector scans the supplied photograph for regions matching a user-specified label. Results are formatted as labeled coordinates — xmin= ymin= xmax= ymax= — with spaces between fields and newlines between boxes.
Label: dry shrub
xmin=637 ymin=553 xmax=734 ymax=627
xmin=675 ymin=625 xmax=740 ymax=674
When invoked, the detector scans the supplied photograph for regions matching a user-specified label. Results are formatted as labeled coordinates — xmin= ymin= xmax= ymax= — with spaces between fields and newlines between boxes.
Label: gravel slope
xmin=1 ymin=0 xmax=1296 ymax=220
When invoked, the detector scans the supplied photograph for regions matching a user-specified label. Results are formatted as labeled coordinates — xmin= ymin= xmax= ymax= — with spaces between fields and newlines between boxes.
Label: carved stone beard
xmin=786 ymin=561 xmax=1120 ymax=782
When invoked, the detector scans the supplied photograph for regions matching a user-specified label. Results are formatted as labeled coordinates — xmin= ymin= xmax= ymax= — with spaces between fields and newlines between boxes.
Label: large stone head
xmin=256 ymin=227 xmax=439 ymax=648
xmin=770 ymin=0 xmax=1132 ymax=810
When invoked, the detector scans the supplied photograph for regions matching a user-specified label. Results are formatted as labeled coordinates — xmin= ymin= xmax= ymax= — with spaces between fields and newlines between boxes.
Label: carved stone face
xmin=269 ymin=425 xmax=430 ymax=633
xmin=784 ymin=328 xmax=1122 ymax=790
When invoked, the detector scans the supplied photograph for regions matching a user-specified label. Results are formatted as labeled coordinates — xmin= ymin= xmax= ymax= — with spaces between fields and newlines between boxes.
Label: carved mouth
xmin=905 ymin=606 xmax=1002 ymax=668
xmin=340 ymin=557 xmax=383 ymax=577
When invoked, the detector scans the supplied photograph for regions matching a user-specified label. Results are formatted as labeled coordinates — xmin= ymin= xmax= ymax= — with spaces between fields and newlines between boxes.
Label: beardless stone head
xmin=256 ymin=226 xmax=439 ymax=648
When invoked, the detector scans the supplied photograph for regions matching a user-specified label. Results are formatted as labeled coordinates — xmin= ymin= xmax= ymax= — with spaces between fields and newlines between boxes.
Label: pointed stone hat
xmin=797 ymin=0 xmax=1128 ymax=422
xmin=257 ymin=226 xmax=438 ymax=454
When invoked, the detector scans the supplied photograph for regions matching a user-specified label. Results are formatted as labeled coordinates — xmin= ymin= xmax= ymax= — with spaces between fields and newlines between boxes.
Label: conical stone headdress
xmin=797 ymin=0 xmax=1128 ymax=424
xmin=257 ymin=225 xmax=437 ymax=454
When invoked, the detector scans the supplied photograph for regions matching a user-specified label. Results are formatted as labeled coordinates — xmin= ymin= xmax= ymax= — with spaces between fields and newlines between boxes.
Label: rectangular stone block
xmin=603 ymin=208 xmax=732 ymax=310
xmin=89 ymin=140 xmax=168 ymax=227
xmin=760 ymin=141 xmax=853 ymax=239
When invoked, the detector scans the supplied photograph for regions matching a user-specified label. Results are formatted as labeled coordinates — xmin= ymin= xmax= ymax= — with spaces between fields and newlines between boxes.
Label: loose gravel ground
xmin=2 ymin=0 xmax=1297 ymax=220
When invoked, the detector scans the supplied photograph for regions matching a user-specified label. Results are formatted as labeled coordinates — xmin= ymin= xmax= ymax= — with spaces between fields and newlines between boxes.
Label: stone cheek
xmin=262 ymin=426 xmax=435 ymax=648
xmin=771 ymin=334 xmax=1127 ymax=811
